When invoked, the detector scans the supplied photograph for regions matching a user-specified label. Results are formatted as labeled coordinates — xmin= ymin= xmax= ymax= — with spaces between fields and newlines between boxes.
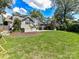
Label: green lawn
xmin=0 ymin=31 xmax=79 ymax=59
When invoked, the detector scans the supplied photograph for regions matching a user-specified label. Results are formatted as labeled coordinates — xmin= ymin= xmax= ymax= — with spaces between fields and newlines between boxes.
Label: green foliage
xmin=67 ymin=23 xmax=79 ymax=33
xmin=52 ymin=0 xmax=79 ymax=32
xmin=0 ymin=0 xmax=12 ymax=13
xmin=30 ymin=10 xmax=39 ymax=18
xmin=58 ymin=23 xmax=67 ymax=30
xmin=30 ymin=10 xmax=45 ymax=21
xmin=13 ymin=18 xmax=21 ymax=32
xmin=54 ymin=0 xmax=79 ymax=25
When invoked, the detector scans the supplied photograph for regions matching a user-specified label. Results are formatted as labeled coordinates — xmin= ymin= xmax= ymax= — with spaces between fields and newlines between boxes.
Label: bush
xmin=21 ymin=28 xmax=25 ymax=32
xmin=13 ymin=18 xmax=21 ymax=32
xmin=0 ymin=34 xmax=2 ymax=38
xmin=57 ymin=23 xmax=67 ymax=31
xmin=67 ymin=24 xmax=79 ymax=33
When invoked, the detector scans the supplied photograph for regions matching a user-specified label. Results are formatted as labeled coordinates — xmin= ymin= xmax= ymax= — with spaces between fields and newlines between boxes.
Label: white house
xmin=21 ymin=17 xmax=38 ymax=32
xmin=0 ymin=15 xmax=3 ymax=25
xmin=0 ymin=13 xmax=44 ymax=32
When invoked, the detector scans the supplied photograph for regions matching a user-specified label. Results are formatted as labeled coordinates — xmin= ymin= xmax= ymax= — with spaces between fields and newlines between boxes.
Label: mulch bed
xmin=11 ymin=32 xmax=41 ymax=36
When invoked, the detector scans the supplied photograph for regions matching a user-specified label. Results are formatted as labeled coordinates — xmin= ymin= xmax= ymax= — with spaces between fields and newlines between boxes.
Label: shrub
xmin=57 ymin=23 xmax=67 ymax=31
xmin=21 ymin=28 xmax=25 ymax=32
xmin=67 ymin=23 xmax=79 ymax=33
xmin=13 ymin=18 xmax=21 ymax=32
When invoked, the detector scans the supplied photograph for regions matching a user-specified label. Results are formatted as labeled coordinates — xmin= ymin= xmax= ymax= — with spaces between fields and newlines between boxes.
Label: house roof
xmin=22 ymin=16 xmax=34 ymax=23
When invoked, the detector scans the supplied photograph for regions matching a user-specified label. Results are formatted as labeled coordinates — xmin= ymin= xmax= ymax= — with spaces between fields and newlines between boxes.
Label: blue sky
xmin=74 ymin=14 xmax=79 ymax=20
xmin=5 ymin=0 xmax=79 ymax=19
xmin=5 ymin=0 xmax=56 ymax=17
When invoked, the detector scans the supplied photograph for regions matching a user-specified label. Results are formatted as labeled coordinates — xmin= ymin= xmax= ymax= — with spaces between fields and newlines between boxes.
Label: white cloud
xmin=13 ymin=7 xmax=27 ymax=15
xmin=23 ymin=0 xmax=52 ymax=10
xmin=13 ymin=7 xmax=20 ymax=12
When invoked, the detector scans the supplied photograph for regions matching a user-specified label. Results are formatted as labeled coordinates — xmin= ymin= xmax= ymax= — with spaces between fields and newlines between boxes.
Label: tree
xmin=13 ymin=18 xmax=21 ymax=32
xmin=0 ymin=0 xmax=12 ymax=52
xmin=13 ymin=12 xmax=21 ymax=16
xmin=53 ymin=0 xmax=79 ymax=23
xmin=51 ymin=0 xmax=79 ymax=30
xmin=30 ymin=10 xmax=45 ymax=21
xmin=0 ymin=0 xmax=12 ymax=14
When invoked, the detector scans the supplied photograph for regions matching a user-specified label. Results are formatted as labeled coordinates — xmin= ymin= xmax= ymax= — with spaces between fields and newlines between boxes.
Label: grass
xmin=0 ymin=31 xmax=79 ymax=59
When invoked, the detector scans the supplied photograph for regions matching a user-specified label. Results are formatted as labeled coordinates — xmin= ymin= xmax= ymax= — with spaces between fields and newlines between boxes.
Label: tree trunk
xmin=63 ymin=5 xmax=68 ymax=30
xmin=63 ymin=6 xmax=66 ymax=23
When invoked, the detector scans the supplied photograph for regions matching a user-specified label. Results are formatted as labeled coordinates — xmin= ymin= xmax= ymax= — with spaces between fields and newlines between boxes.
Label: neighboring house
xmin=0 ymin=15 xmax=3 ymax=31
xmin=1 ymin=13 xmax=45 ymax=32
xmin=32 ymin=17 xmax=45 ymax=30
xmin=21 ymin=16 xmax=36 ymax=32
xmin=0 ymin=15 xmax=3 ymax=25
xmin=0 ymin=14 xmax=11 ymax=31
xmin=12 ymin=15 xmax=38 ymax=32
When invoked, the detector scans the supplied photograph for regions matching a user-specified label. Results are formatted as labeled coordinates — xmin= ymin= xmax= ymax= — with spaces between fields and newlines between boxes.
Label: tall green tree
xmin=53 ymin=0 xmax=79 ymax=23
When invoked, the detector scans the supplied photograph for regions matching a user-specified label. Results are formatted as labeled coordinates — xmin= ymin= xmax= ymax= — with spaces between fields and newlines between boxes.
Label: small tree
xmin=13 ymin=18 xmax=21 ymax=32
